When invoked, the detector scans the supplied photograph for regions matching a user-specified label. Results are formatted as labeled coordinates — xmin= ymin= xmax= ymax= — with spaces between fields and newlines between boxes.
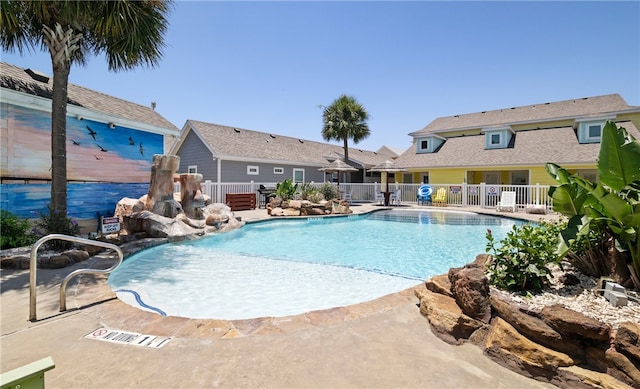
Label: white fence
xmin=175 ymin=180 xmax=554 ymax=212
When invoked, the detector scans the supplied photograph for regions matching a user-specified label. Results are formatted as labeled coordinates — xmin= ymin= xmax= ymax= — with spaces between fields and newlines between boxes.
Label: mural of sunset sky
xmin=4 ymin=106 xmax=163 ymax=183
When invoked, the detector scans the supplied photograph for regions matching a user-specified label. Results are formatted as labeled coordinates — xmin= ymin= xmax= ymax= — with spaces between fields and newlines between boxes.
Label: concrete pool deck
xmin=1 ymin=204 xmax=560 ymax=388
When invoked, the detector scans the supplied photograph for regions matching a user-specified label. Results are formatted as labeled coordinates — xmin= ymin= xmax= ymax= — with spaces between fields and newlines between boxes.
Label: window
xmin=484 ymin=128 xmax=513 ymax=149
xmin=247 ymin=165 xmax=259 ymax=175
xmin=187 ymin=165 xmax=197 ymax=174
xmin=416 ymin=135 xmax=445 ymax=153
xmin=274 ymin=167 xmax=284 ymax=175
xmin=577 ymin=120 xmax=607 ymax=143
xmin=293 ymin=168 xmax=304 ymax=183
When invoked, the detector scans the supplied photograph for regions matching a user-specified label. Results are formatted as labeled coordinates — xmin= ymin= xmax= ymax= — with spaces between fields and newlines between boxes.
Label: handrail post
xmin=29 ymin=234 xmax=123 ymax=321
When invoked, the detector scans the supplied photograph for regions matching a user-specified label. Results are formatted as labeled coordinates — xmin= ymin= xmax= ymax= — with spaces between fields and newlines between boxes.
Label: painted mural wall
xmin=1 ymin=104 xmax=164 ymax=219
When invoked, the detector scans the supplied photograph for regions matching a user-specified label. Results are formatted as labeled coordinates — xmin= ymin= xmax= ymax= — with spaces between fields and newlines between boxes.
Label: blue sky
xmin=2 ymin=1 xmax=639 ymax=153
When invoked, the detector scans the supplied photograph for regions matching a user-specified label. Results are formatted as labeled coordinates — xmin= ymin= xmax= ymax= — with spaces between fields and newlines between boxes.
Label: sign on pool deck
xmin=85 ymin=328 xmax=171 ymax=348
xmin=101 ymin=217 xmax=121 ymax=234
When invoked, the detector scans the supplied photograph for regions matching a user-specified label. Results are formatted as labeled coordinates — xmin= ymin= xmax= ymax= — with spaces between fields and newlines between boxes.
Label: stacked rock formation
xmin=416 ymin=254 xmax=640 ymax=388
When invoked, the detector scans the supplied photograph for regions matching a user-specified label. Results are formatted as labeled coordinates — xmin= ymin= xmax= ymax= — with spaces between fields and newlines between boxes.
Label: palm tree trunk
xmin=343 ymin=137 xmax=349 ymax=163
xmin=50 ymin=60 xmax=70 ymax=228
xmin=44 ymin=23 xmax=80 ymax=231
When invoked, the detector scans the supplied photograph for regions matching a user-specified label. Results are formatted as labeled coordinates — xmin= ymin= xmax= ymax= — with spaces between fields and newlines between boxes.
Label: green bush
xmin=308 ymin=191 xmax=325 ymax=203
xmin=0 ymin=210 xmax=38 ymax=249
xmin=318 ymin=182 xmax=339 ymax=201
xmin=33 ymin=206 xmax=81 ymax=251
xmin=485 ymin=221 xmax=565 ymax=293
xmin=299 ymin=182 xmax=316 ymax=200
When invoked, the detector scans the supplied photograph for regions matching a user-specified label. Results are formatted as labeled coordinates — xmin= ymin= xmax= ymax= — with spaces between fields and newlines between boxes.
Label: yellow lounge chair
xmin=433 ymin=187 xmax=447 ymax=206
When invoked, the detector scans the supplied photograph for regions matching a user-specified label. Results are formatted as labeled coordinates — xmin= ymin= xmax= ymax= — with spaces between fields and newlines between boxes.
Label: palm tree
xmin=0 ymin=0 xmax=171 ymax=232
xmin=321 ymin=94 xmax=370 ymax=164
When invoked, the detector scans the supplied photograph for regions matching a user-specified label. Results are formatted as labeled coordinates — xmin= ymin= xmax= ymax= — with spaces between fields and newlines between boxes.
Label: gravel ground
xmin=492 ymin=263 xmax=640 ymax=330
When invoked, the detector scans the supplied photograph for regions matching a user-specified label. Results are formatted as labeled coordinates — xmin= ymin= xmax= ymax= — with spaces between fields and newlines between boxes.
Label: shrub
xmin=318 ymin=182 xmax=339 ymax=201
xmin=485 ymin=221 xmax=565 ymax=293
xmin=308 ymin=191 xmax=325 ymax=204
xmin=0 ymin=210 xmax=37 ymax=249
xmin=33 ymin=206 xmax=81 ymax=251
xmin=299 ymin=182 xmax=316 ymax=200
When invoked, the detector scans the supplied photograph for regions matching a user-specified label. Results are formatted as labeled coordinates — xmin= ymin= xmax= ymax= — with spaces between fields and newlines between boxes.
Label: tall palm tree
xmin=321 ymin=94 xmax=370 ymax=164
xmin=0 ymin=0 xmax=171 ymax=232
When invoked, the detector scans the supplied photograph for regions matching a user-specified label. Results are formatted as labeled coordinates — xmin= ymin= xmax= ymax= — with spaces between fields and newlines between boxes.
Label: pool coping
xmin=10 ymin=204 xmax=559 ymax=340
xmin=69 ymin=204 xmax=555 ymax=339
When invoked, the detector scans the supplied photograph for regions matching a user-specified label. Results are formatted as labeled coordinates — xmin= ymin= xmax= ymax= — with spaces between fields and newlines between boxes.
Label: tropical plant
xmin=485 ymin=221 xmax=565 ymax=293
xmin=321 ymin=94 xmax=370 ymax=163
xmin=276 ymin=178 xmax=298 ymax=201
xmin=0 ymin=210 xmax=38 ymax=249
xmin=0 ymin=1 xmax=172 ymax=232
xmin=545 ymin=121 xmax=640 ymax=289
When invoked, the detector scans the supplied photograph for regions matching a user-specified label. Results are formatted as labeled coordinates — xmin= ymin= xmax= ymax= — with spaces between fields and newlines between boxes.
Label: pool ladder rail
xmin=29 ymin=234 xmax=124 ymax=321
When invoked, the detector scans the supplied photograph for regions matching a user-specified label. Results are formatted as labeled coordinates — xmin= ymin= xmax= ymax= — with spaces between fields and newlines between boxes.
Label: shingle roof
xmin=396 ymin=120 xmax=640 ymax=169
xmin=411 ymin=94 xmax=637 ymax=136
xmin=184 ymin=120 xmax=388 ymax=168
xmin=0 ymin=62 xmax=179 ymax=132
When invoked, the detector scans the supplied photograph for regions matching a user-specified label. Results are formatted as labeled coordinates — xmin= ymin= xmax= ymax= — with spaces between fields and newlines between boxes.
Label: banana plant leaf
xmin=598 ymin=122 xmax=640 ymax=192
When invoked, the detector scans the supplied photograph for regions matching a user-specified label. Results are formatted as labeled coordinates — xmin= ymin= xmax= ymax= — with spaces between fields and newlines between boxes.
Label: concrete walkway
xmin=1 ymin=204 xmax=559 ymax=388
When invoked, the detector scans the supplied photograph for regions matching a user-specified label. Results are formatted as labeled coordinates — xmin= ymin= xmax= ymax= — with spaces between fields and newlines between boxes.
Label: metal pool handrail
xmin=29 ymin=234 xmax=124 ymax=321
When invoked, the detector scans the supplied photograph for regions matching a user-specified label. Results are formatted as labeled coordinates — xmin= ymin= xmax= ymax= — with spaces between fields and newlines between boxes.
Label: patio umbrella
xmin=318 ymin=159 xmax=358 ymax=188
xmin=369 ymin=160 xmax=407 ymax=194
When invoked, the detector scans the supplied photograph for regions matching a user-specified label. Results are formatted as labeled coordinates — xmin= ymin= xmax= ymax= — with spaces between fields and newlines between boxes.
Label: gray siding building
xmin=171 ymin=120 xmax=392 ymax=185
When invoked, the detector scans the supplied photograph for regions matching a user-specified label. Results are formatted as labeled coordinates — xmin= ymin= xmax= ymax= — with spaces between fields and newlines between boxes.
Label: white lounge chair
xmin=390 ymin=189 xmax=401 ymax=206
xmin=374 ymin=190 xmax=385 ymax=205
xmin=342 ymin=190 xmax=353 ymax=205
xmin=496 ymin=191 xmax=517 ymax=212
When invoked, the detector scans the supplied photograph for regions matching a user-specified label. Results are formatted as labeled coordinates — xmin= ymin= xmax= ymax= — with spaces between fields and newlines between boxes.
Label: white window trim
xmin=484 ymin=128 xmax=513 ymax=149
xmin=293 ymin=168 xmax=305 ymax=183
xmin=187 ymin=165 xmax=197 ymax=174
xmin=274 ymin=167 xmax=284 ymax=175
xmin=419 ymin=139 xmax=429 ymax=151
xmin=247 ymin=165 xmax=259 ymax=175
xmin=583 ymin=122 xmax=603 ymax=143
xmin=416 ymin=135 xmax=445 ymax=153
xmin=490 ymin=133 xmax=501 ymax=145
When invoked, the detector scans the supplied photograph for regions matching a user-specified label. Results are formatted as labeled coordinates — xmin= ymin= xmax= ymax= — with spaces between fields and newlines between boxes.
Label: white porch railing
xmin=174 ymin=181 xmax=554 ymax=212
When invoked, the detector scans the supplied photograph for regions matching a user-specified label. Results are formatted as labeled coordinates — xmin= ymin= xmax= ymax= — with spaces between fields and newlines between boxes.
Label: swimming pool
xmin=108 ymin=209 xmax=523 ymax=320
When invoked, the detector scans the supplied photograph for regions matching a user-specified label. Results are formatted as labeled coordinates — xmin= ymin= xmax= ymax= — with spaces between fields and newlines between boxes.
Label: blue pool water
xmin=108 ymin=209 xmax=523 ymax=319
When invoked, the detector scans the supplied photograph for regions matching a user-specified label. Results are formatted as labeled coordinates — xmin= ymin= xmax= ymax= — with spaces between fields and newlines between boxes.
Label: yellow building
xmin=396 ymin=94 xmax=640 ymax=187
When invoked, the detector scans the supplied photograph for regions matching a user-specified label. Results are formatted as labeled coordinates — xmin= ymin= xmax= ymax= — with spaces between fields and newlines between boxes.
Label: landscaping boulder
xmin=425 ymin=274 xmax=452 ymax=297
xmin=485 ymin=317 xmax=574 ymax=377
xmin=605 ymin=348 xmax=640 ymax=387
xmin=415 ymin=289 xmax=484 ymax=344
xmin=448 ymin=266 xmax=491 ymax=323
xmin=541 ymin=305 xmax=611 ymax=345
xmin=489 ymin=294 xmax=567 ymax=353
xmin=615 ymin=322 xmax=640 ymax=368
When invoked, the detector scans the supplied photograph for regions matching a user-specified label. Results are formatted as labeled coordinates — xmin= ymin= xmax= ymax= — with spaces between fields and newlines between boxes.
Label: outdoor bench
xmin=226 ymin=193 xmax=256 ymax=211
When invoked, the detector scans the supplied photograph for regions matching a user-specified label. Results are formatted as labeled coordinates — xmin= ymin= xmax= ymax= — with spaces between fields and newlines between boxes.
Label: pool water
xmin=108 ymin=209 xmax=522 ymax=319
